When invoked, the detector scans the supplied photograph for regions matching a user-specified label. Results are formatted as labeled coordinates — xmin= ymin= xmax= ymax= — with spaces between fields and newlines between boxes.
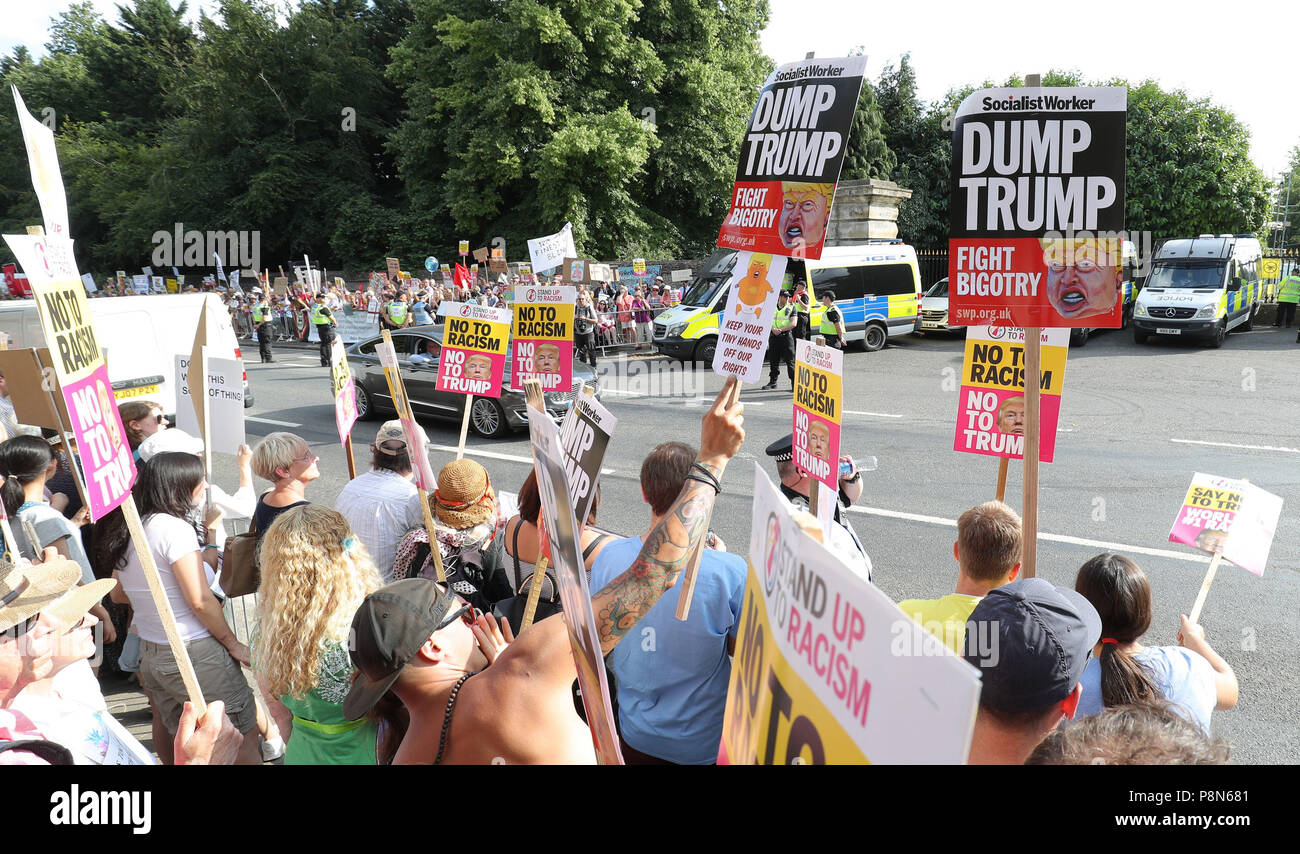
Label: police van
xmin=654 ymin=241 xmax=922 ymax=362
xmin=1132 ymin=235 xmax=1262 ymax=348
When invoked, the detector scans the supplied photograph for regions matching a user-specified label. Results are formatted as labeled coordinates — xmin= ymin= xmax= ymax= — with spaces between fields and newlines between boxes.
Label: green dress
xmin=281 ymin=641 xmax=378 ymax=765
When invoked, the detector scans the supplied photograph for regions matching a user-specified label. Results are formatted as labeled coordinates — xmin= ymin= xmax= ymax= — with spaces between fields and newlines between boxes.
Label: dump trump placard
xmin=793 ymin=339 xmax=842 ymax=491
xmin=1169 ymin=473 xmax=1283 ymax=576
xmin=719 ymin=466 xmax=980 ymax=764
xmin=954 ymin=325 xmax=1069 ymax=462
xmin=717 ymin=57 xmax=866 ymax=261
xmin=947 ymin=87 xmax=1126 ymax=328
xmin=435 ymin=302 xmax=511 ymax=398
xmin=557 ymin=393 xmax=616 ymax=528
xmin=511 ymin=286 xmax=574 ymax=393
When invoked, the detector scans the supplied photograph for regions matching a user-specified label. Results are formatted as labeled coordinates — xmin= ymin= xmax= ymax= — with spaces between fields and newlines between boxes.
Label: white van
xmin=0 ymin=293 xmax=253 ymax=415
xmin=1133 ymin=235 xmax=1262 ymax=348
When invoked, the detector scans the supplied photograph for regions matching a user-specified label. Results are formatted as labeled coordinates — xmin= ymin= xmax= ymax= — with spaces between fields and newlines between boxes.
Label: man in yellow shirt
xmin=896 ymin=501 xmax=1022 ymax=653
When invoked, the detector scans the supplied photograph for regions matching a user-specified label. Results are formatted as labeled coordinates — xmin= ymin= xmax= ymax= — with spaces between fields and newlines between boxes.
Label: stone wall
xmin=825 ymin=178 xmax=913 ymax=244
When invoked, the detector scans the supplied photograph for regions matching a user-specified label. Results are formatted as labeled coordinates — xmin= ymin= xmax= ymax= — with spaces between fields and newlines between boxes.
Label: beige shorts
xmin=139 ymin=636 xmax=257 ymax=735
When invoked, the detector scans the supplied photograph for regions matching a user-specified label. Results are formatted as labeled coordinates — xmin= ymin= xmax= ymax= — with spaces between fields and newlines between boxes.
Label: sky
xmin=2 ymin=0 xmax=1295 ymax=175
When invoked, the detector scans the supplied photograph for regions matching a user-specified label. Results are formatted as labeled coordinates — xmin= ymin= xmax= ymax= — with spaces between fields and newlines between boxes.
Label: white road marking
xmin=599 ymin=388 xmax=644 ymax=396
xmin=847 ymin=505 xmax=1211 ymax=565
xmin=843 ymin=410 xmax=903 ymax=418
xmin=426 ymin=443 xmax=613 ymax=474
xmin=246 ymin=416 xmax=303 ymax=427
xmin=1171 ymin=438 xmax=1300 ymax=454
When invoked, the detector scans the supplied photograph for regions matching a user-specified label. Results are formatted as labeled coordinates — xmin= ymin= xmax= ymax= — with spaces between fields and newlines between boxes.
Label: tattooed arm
xmin=591 ymin=376 xmax=745 ymax=655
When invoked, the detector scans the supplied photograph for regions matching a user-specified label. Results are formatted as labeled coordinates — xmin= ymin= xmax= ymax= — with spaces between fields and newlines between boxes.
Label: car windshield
xmin=925 ymin=280 xmax=949 ymax=298
xmin=680 ymin=250 xmax=741 ymax=307
xmin=1147 ymin=261 xmax=1226 ymax=289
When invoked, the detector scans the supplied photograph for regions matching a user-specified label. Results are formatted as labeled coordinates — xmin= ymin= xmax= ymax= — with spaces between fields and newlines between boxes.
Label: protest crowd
xmin=0 ymin=369 xmax=1241 ymax=765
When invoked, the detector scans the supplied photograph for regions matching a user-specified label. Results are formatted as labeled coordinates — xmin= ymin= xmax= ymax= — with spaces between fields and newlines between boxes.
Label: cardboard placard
xmin=385 ymin=257 xmax=401 ymax=280
xmin=329 ymin=338 xmax=358 ymax=447
xmin=526 ymin=397 xmax=623 ymax=765
xmin=561 ymin=257 xmax=591 ymax=284
xmin=434 ymin=302 xmax=511 ymax=398
xmin=954 ymin=326 xmax=1069 ymax=462
xmin=511 ymin=285 xmax=575 ymax=394
xmin=3 ymin=235 xmax=135 ymax=520
xmin=716 ymin=56 xmax=867 ymax=261
xmin=175 ymin=353 xmax=245 ymax=456
xmin=719 ymin=467 xmax=980 ymax=764
xmin=557 ymin=392 xmax=616 ymax=527
xmin=458 ymin=240 xmax=469 ymax=256
xmin=947 ymin=86 xmax=1127 ymax=328
xmin=374 ymin=340 xmax=437 ymax=493
xmin=712 ymin=251 xmax=787 ymax=383
xmin=1169 ymin=473 xmax=1283 ymax=576
xmin=793 ymin=339 xmax=843 ymax=492
xmin=527 ymin=224 xmax=577 ymax=273
xmin=489 ymin=257 xmax=509 ymax=274
xmin=472 ymin=247 xmax=489 ymax=263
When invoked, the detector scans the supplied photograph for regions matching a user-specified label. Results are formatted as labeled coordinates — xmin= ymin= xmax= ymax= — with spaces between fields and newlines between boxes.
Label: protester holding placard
xmin=765 ymin=432 xmax=869 ymax=574
xmin=589 ymin=441 xmax=746 ymax=765
xmin=343 ymin=377 xmax=745 ymax=764
xmin=96 ymin=453 xmax=262 ymax=764
xmin=1072 ymin=553 xmax=1237 ymax=734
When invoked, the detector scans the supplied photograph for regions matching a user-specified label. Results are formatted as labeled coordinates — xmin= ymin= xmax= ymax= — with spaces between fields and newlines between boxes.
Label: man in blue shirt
xmin=588 ymin=441 xmax=746 ymax=764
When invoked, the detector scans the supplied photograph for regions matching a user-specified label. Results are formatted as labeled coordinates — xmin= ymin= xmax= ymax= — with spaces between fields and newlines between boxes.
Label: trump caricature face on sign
xmin=996 ymin=395 xmax=1026 ymax=436
xmin=778 ymin=182 xmax=833 ymax=255
xmin=1042 ymin=238 xmax=1121 ymax=321
xmin=465 ymin=354 xmax=494 ymax=381
xmin=534 ymin=343 xmax=561 ymax=374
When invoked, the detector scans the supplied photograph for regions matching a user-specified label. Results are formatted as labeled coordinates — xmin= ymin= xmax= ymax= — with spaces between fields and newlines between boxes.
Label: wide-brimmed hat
xmin=0 ymin=558 xmax=83 ymax=634
xmin=432 ymin=459 xmax=496 ymax=529
xmin=44 ymin=578 xmax=118 ymax=627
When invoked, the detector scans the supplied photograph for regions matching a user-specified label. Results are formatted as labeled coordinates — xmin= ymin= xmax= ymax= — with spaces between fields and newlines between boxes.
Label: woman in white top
xmin=97 ymin=452 xmax=262 ymax=764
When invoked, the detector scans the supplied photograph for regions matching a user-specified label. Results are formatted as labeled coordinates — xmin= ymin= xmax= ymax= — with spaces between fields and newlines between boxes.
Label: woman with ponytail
xmin=1073 ymin=553 xmax=1239 ymax=733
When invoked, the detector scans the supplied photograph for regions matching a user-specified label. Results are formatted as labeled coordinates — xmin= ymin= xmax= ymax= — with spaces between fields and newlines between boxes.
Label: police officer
xmin=251 ymin=289 xmax=274 ymax=363
xmin=381 ymin=290 xmax=411 ymax=332
xmin=765 ymin=434 xmax=871 ymax=578
xmin=818 ymin=290 xmax=845 ymax=349
xmin=311 ymin=291 xmax=337 ymax=366
xmin=1276 ymin=267 xmax=1300 ymax=329
xmin=792 ymin=283 xmax=811 ymax=341
xmin=763 ymin=290 xmax=796 ymax=390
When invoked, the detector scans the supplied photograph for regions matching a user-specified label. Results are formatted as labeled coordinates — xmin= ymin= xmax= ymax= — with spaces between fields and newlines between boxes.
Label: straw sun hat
xmin=432 ymin=459 xmax=496 ymax=529
xmin=0 ymin=557 xmax=96 ymax=634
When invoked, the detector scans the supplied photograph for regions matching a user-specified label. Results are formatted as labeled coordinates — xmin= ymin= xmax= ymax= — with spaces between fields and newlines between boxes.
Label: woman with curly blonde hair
xmin=254 ymin=505 xmax=383 ymax=764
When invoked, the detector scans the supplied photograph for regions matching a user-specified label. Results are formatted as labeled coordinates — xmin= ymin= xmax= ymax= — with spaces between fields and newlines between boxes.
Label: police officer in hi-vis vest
xmin=1276 ymin=268 xmax=1300 ymax=331
xmin=381 ymin=290 xmax=411 ymax=333
xmin=251 ymin=290 xmax=274 ymax=363
xmin=311 ymin=291 xmax=337 ymax=366
xmin=763 ymin=290 xmax=797 ymax=390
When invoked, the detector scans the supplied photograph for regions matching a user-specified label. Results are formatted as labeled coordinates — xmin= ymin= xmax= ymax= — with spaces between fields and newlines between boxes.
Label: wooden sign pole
xmin=121 ymin=499 xmax=205 ymax=707
xmin=1020 ymin=72 xmax=1043 ymax=579
xmin=343 ymin=435 xmax=357 ymax=480
xmin=456 ymin=400 xmax=473 ymax=460
xmin=996 ymin=457 xmax=1009 ymax=502
xmin=378 ymin=329 xmax=444 ymax=582
xmin=519 ymin=380 xmax=551 ymax=631
xmin=675 ymin=376 xmax=739 ymax=621
xmin=1188 ymin=552 xmax=1223 ymax=625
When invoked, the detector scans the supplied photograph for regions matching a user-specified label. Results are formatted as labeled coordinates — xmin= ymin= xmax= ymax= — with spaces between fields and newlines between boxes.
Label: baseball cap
xmin=963 ymin=578 xmax=1102 ymax=712
xmin=374 ymin=420 xmax=428 ymax=454
xmin=138 ymin=428 xmax=203 ymax=461
xmin=343 ymin=579 xmax=461 ymax=720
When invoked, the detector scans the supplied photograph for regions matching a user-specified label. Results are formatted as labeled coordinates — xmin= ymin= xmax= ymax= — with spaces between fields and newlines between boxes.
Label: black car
xmin=347 ymin=326 xmax=601 ymax=438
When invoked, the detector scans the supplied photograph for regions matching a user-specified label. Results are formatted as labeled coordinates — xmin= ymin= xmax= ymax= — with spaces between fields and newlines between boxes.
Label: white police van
xmin=1132 ymin=235 xmax=1262 ymax=348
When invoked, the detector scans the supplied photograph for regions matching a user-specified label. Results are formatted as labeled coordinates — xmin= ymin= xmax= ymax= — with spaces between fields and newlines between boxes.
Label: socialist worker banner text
xmin=717 ymin=57 xmax=866 ymax=261
xmin=947 ymin=87 xmax=1126 ymax=328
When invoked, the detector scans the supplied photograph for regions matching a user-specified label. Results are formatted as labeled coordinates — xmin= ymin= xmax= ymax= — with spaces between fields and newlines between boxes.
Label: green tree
xmin=840 ymin=80 xmax=895 ymax=183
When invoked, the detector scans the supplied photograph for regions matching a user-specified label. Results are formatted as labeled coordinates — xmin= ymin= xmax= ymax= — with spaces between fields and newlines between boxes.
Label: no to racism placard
xmin=712 ymin=251 xmax=787 ymax=383
xmin=947 ymin=86 xmax=1127 ymax=328
xmin=511 ymin=285 xmax=575 ymax=392
xmin=793 ymin=338 xmax=842 ymax=491
xmin=717 ymin=56 xmax=867 ymax=261
xmin=527 ymin=223 xmax=577 ymax=273
xmin=720 ymin=466 xmax=980 ymax=764
xmin=435 ymin=302 xmax=511 ymax=397
xmin=954 ymin=326 xmax=1069 ymax=461
xmin=1169 ymin=473 xmax=1283 ymax=576
xmin=557 ymin=392 xmax=616 ymax=527
xmin=4 ymin=234 xmax=135 ymax=520
xmin=329 ymin=338 xmax=358 ymax=447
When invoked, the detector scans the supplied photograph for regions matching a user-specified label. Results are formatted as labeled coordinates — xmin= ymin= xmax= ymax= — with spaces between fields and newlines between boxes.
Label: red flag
xmin=454 ymin=263 xmax=471 ymax=289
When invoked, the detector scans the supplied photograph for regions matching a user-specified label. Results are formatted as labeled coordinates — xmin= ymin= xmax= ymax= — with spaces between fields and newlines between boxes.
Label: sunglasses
xmin=432 ymin=586 xmax=478 ymax=632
